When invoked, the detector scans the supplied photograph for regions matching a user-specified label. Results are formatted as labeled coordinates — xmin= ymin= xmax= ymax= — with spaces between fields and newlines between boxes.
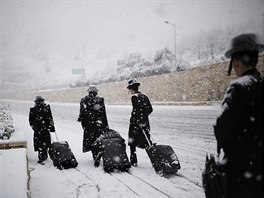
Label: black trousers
xmin=91 ymin=149 xmax=100 ymax=161
xmin=38 ymin=148 xmax=48 ymax=161
xmin=130 ymin=146 xmax=137 ymax=163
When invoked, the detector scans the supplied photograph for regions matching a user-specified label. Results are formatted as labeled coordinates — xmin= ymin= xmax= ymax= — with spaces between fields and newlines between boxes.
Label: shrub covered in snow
xmin=0 ymin=101 xmax=15 ymax=139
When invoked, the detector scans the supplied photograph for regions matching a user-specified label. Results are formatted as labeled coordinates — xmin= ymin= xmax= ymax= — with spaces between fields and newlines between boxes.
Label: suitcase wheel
xmin=54 ymin=161 xmax=62 ymax=170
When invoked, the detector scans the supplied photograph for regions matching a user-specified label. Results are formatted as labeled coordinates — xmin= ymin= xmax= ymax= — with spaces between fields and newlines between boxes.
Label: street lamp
xmin=164 ymin=21 xmax=177 ymax=69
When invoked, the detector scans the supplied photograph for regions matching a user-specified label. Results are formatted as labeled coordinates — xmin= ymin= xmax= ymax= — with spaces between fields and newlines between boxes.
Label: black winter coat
xmin=29 ymin=103 xmax=55 ymax=151
xmin=78 ymin=94 xmax=109 ymax=152
xmin=128 ymin=91 xmax=153 ymax=148
xmin=214 ymin=68 xmax=263 ymax=197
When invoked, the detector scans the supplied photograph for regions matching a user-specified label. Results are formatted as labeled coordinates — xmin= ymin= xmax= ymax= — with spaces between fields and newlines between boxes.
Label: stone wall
xmin=1 ymin=55 xmax=263 ymax=105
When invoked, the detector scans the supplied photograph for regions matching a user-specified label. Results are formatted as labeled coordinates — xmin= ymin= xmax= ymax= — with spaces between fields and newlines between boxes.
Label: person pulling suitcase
xmin=77 ymin=85 xmax=109 ymax=164
xmin=142 ymin=128 xmax=181 ymax=176
xmin=29 ymin=96 xmax=55 ymax=165
xmin=49 ymin=131 xmax=78 ymax=170
xmin=127 ymin=79 xmax=153 ymax=167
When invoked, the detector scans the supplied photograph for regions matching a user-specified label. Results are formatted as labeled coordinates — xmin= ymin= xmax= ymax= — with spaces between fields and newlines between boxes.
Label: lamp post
xmin=164 ymin=21 xmax=177 ymax=69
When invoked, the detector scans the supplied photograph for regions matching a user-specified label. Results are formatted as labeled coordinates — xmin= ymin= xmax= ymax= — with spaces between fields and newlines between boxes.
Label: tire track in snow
xmin=60 ymin=168 xmax=101 ymax=198
xmin=75 ymin=167 xmax=143 ymax=198
xmin=75 ymin=168 xmax=101 ymax=197
xmin=109 ymin=172 xmax=174 ymax=198
xmin=174 ymin=173 xmax=203 ymax=188
xmin=127 ymin=170 xmax=204 ymax=197
xmin=108 ymin=172 xmax=141 ymax=197
xmin=127 ymin=172 xmax=175 ymax=198
xmin=61 ymin=173 xmax=81 ymax=198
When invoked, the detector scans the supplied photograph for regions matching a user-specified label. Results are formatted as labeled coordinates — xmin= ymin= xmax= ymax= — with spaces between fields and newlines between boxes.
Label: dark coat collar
xmin=241 ymin=68 xmax=260 ymax=77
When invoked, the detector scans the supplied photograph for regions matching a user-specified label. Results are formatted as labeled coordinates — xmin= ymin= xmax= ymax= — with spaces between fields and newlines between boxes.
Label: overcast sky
xmin=1 ymin=0 xmax=264 ymax=89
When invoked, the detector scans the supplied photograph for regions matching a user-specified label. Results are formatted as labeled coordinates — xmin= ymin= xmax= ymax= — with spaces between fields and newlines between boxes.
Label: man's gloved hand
xmin=77 ymin=117 xmax=82 ymax=122
xmin=50 ymin=126 xmax=55 ymax=132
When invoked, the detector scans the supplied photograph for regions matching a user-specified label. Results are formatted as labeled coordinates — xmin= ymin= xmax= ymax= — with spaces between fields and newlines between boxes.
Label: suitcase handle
xmin=50 ymin=131 xmax=59 ymax=142
xmin=141 ymin=128 xmax=153 ymax=147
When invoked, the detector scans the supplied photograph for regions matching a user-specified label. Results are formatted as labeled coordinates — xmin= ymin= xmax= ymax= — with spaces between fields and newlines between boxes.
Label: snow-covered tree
xmin=154 ymin=48 xmax=174 ymax=65
xmin=116 ymin=52 xmax=145 ymax=72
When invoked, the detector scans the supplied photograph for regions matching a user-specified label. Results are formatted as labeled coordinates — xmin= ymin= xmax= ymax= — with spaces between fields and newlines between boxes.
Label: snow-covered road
xmin=8 ymin=100 xmax=221 ymax=198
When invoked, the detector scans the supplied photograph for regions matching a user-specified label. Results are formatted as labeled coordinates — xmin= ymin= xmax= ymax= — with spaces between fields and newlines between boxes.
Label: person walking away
xmin=214 ymin=34 xmax=263 ymax=198
xmin=29 ymin=96 xmax=55 ymax=165
xmin=77 ymin=85 xmax=109 ymax=166
xmin=127 ymin=79 xmax=153 ymax=167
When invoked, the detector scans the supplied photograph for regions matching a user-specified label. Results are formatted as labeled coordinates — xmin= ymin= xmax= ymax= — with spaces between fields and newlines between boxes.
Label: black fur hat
xmin=34 ymin=96 xmax=45 ymax=103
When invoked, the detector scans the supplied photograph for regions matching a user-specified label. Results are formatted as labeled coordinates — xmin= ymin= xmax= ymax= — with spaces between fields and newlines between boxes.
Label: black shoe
xmin=171 ymin=161 xmax=181 ymax=170
xmin=94 ymin=161 xmax=100 ymax=167
xmin=131 ymin=162 xmax=137 ymax=167
xmin=37 ymin=160 xmax=45 ymax=165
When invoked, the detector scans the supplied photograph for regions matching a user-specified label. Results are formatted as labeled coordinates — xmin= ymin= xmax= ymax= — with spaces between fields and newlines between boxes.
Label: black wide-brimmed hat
xmin=127 ymin=78 xmax=140 ymax=89
xmin=225 ymin=33 xmax=264 ymax=58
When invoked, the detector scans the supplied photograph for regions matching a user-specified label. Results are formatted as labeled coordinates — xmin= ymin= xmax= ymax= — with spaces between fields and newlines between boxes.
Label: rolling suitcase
xmin=102 ymin=137 xmax=131 ymax=172
xmin=49 ymin=133 xmax=78 ymax=170
xmin=93 ymin=129 xmax=131 ymax=172
xmin=143 ymin=129 xmax=181 ymax=175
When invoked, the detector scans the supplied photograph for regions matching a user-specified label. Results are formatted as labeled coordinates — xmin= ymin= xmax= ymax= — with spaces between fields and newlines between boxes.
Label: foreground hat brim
xmin=225 ymin=44 xmax=264 ymax=58
xmin=127 ymin=82 xmax=140 ymax=89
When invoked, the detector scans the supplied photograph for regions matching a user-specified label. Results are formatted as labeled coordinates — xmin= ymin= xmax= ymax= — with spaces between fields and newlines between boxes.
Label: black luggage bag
xmin=143 ymin=129 xmax=181 ymax=175
xmin=93 ymin=129 xmax=131 ymax=172
xmin=146 ymin=144 xmax=181 ymax=175
xmin=102 ymin=137 xmax=131 ymax=172
xmin=49 ymin=139 xmax=78 ymax=170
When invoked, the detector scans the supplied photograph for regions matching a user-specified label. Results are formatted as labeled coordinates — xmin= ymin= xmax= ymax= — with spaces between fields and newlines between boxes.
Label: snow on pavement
xmin=5 ymin=100 xmax=221 ymax=198
xmin=0 ymin=148 xmax=28 ymax=198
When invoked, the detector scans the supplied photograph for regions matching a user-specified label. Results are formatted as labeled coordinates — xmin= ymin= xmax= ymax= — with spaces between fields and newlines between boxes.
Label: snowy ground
xmin=5 ymin=100 xmax=221 ymax=198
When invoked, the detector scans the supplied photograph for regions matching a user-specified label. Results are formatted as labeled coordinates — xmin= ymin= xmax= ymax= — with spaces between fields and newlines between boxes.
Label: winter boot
xmin=130 ymin=146 xmax=138 ymax=166
xmin=130 ymin=153 xmax=138 ymax=167
xmin=130 ymin=156 xmax=137 ymax=167
xmin=37 ymin=160 xmax=45 ymax=165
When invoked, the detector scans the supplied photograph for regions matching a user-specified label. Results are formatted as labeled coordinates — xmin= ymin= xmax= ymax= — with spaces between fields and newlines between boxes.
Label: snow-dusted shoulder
xmin=229 ymin=74 xmax=259 ymax=87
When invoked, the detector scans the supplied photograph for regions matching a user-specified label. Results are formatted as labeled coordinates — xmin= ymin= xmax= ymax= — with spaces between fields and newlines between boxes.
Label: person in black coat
xmin=214 ymin=34 xmax=263 ymax=198
xmin=78 ymin=85 xmax=109 ymax=163
xmin=29 ymin=96 xmax=55 ymax=164
xmin=127 ymin=79 xmax=153 ymax=166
